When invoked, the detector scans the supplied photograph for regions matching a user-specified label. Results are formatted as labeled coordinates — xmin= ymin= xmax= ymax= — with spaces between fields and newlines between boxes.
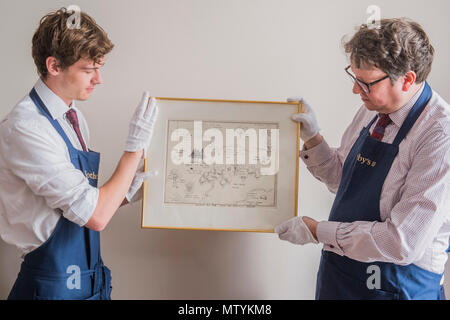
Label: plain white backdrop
xmin=0 ymin=0 xmax=448 ymax=299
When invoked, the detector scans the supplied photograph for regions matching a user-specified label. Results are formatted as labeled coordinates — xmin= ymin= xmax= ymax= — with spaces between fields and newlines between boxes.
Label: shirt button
xmin=304 ymin=155 xmax=309 ymax=159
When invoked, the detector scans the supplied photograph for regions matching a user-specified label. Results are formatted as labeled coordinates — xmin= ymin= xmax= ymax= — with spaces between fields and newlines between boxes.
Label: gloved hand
xmin=275 ymin=216 xmax=319 ymax=245
xmin=125 ymin=91 xmax=158 ymax=155
xmin=126 ymin=162 xmax=158 ymax=203
xmin=288 ymin=97 xmax=320 ymax=142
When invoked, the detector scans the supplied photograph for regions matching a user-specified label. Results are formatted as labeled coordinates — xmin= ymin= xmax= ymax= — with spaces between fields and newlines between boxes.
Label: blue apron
xmin=315 ymin=82 xmax=446 ymax=300
xmin=7 ymin=88 xmax=112 ymax=300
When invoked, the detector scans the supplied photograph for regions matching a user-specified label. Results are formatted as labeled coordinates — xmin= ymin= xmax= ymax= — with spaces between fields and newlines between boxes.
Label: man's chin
xmin=77 ymin=94 xmax=91 ymax=101
xmin=363 ymin=100 xmax=377 ymax=110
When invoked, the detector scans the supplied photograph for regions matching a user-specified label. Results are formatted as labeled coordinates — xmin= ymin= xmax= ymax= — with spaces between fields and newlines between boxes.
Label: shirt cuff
xmin=299 ymin=139 xmax=333 ymax=167
xmin=316 ymin=221 xmax=344 ymax=256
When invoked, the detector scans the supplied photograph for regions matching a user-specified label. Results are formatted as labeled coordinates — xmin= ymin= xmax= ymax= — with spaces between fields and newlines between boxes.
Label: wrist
xmin=304 ymin=133 xmax=323 ymax=150
xmin=302 ymin=216 xmax=319 ymax=240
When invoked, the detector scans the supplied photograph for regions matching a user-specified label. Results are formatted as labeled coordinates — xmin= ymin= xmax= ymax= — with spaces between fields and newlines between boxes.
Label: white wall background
xmin=0 ymin=0 xmax=448 ymax=299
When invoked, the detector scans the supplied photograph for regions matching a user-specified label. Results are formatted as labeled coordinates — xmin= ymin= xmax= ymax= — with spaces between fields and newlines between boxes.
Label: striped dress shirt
xmin=300 ymin=83 xmax=450 ymax=278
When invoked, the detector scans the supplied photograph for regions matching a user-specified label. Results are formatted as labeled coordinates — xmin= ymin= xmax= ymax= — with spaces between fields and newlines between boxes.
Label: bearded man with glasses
xmin=275 ymin=18 xmax=449 ymax=300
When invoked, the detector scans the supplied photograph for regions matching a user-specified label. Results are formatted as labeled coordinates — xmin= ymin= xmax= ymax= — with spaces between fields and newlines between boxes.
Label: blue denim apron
xmin=315 ymin=82 xmax=446 ymax=300
xmin=8 ymin=88 xmax=112 ymax=300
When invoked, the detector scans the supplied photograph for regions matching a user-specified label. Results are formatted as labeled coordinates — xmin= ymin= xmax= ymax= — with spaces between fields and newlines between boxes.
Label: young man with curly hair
xmin=0 ymin=8 xmax=158 ymax=300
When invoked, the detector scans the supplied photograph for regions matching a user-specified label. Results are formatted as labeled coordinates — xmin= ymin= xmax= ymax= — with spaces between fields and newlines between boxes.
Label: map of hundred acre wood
xmin=164 ymin=120 xmax=278 ymax=208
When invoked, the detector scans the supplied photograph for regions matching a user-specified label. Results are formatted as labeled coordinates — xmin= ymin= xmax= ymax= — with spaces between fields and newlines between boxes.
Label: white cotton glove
xmin=275 ymin=217 xmax=318 ymax=245
xmin=125 ymin=91 xmax=158 ymax=154
xmin=126 ymin=162 xmax=158 ymax=203
xmin=288 ymin=97 xmax=320 ymax=142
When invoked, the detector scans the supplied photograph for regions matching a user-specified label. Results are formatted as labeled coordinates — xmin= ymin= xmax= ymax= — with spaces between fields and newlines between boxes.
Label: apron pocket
xmin=319 ymin=252 xmax=400 ymax=300
xmin=35 ymin=292 xmax=100 ymax=300
xmin=367 ymin=288 xmax=400 ymax=300
xmin=32 ymin=273 xmax=96 ymax=300
xmin=85 ymin=292 xmax=101 ymax=300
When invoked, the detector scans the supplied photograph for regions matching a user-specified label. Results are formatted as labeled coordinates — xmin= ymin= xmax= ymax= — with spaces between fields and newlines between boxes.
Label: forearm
xmin=316 ymin=214 xmax=443 ymax=266
xmin=86 ymin=151 xmax=142 ymax=230
xmin=316 ymin=220 xmax=412 ymax=264
xmin=120 ymin=198 xmax=129 ymax=207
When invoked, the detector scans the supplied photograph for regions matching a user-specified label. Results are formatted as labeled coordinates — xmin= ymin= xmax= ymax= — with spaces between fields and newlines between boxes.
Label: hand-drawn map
xmin=164 ymin=120 xmax=278 ymax=208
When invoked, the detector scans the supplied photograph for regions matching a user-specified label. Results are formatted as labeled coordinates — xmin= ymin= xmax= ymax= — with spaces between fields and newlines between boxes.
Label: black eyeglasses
xmin=345 ymin=65 xmax=389 ymax=94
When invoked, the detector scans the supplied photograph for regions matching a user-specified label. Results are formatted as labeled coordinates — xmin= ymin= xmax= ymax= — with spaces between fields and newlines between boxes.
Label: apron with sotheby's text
xmin=8 ymin=88 xmax=111 ymax=300
xmin=315 ymin=82 xmax=446 ymax=300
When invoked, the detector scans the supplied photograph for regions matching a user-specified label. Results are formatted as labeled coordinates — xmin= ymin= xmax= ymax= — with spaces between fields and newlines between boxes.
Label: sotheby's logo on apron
xmin=356 ymin=153 xmax=377 ymax=167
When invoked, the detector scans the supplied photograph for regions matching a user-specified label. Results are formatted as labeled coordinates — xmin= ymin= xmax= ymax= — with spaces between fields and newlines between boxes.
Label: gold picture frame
xmin=141 ymin=97 xmax=302 ymax=232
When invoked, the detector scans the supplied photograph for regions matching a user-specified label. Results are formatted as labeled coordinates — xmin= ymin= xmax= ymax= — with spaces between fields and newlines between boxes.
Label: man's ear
xmin=45 ymin=56 xmax=62 ymax=77
xmin=402 ymin=71 xmax=417 ymax=91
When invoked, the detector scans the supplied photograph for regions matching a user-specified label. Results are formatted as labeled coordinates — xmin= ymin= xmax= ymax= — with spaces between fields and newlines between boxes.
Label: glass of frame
xmin=141 ymin=97 xmax=302 ymax=232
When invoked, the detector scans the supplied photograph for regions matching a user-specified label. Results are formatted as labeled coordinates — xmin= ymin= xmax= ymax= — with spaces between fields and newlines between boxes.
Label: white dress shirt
xmin=301 ymin=83 xmax=450 ymax=276
xmin=0 ymin=79 xmax=99 ymax=257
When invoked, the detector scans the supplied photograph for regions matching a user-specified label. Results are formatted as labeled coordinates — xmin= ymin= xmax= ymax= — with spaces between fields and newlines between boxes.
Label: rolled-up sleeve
xmin=3 ymin=119 xmax=98 ymax=226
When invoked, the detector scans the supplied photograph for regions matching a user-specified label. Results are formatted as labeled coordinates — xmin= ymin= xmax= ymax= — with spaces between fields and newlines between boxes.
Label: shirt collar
xmin=388 ymin=82 xmax=425 ymax=127
xmin=34 ymin=78 xmax=76 ymax=120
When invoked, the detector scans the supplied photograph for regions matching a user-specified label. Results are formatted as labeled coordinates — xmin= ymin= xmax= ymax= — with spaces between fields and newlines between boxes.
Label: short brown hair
xmin=343 ymin=18 xmax=434 ymax=83
xmin=32 ymin=7 xmax=114 ymax=79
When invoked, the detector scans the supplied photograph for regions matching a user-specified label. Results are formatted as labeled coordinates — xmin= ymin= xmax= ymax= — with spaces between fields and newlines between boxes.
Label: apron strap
xmin=365 ymin=115 xmax=378 ymax=133
xmin=392 ymin=82 xmax=432 ymax=146
xmin=31 ymin=87 xmax=101 ymax=270
xmin=29 ymin=88 xmax=76 ymax=150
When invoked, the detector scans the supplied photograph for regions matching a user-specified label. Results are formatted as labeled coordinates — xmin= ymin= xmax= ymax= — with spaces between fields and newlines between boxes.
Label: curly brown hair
xmin=32 ymin=7 xmax=114 ymax=79
xmin=343 ymin=18 xmax=434 ymax=83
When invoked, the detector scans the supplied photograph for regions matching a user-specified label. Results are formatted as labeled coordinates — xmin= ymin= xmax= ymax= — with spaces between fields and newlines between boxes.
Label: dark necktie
xmin=371 ymin=113 xmax=392 ymax=141
xmin=66 ymin=108 xmax=87 ymax=151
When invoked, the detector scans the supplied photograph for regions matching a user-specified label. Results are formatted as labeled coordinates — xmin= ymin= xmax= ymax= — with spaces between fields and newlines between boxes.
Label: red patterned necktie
xmin=371 ymin=113 xmax=392 ymax=141
xmin=66 ymin=108 xmax=87 ymax=152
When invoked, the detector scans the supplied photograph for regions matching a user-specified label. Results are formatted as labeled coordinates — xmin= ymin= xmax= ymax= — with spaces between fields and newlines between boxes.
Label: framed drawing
xmin=141 ymin=97 xmax=302 ymax=232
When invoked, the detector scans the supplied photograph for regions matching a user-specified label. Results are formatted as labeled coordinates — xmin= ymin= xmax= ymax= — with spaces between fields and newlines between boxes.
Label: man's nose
xmin=93 ymin=69 xmax=102 ymax=85
xmin=352 ymin=81 xmax=362 ymax=94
